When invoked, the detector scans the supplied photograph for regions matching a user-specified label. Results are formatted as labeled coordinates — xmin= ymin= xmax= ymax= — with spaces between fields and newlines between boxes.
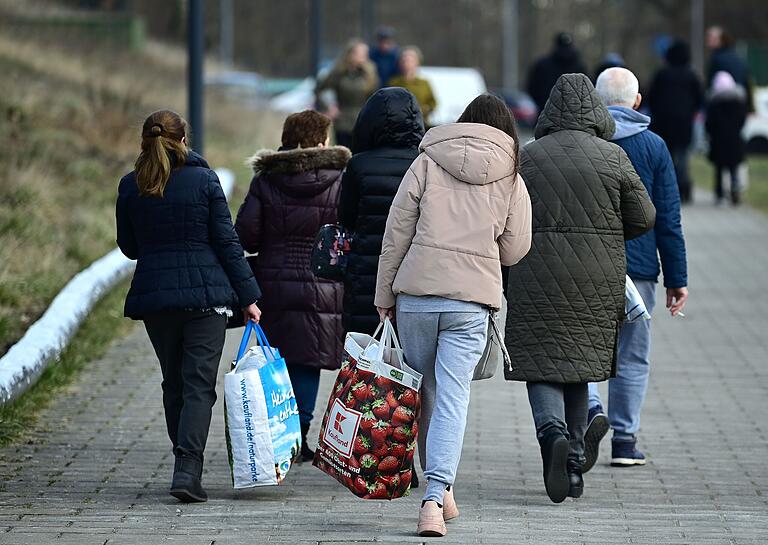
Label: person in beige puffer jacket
xmin=374 ymin=94 xmax=532 ymax=537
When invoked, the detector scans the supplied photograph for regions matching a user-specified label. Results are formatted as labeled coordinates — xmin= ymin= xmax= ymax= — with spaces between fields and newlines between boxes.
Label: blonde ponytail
xmin=135 ymin=110 xmax=189 ymax=198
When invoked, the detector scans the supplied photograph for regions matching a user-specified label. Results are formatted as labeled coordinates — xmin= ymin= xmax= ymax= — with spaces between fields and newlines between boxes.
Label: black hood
xmin=352 ymin=87 xmax=425 ymax=154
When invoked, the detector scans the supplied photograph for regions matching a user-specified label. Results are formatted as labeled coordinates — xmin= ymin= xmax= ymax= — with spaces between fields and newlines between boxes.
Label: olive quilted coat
xmin=504 ymin=74 xmax=656 ymax=384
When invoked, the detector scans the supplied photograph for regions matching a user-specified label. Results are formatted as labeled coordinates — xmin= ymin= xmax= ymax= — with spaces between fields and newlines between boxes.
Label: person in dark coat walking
xmin=648 ymin=40 xmax=704 ymax=204
xmin=234 ymin=111 xmax=349 ymax=460
xmin=117 ymin=110 xmax=262 ymax=503
xmin=706 ymin=71 xmax=748 ymax=205
xmin=338 ymin=87 xmax=425 ymax=335
xmin=527 ymin=32 xmax=587 ymax=114
xmin=707 ymin=26 xmax=753 ymax=112
xmin=587 ymin=67 xmax=689 ymax=471
xmin=505 ymin=74 xmax=656 ymax=503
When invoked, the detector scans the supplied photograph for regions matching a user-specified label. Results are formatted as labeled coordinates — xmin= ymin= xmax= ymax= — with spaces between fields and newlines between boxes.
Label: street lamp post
xmin=188 ymin=0 xmax=204 ymax=154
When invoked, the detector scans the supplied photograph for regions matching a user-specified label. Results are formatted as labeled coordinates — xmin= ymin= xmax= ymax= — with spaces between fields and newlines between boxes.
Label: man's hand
xmin=243 ymin=303 xmax=262 ymax=323
xmin=376 ymin=306 xmax=395 ymax=323
xmin=666 ymin=287 xmax=688 ymax=317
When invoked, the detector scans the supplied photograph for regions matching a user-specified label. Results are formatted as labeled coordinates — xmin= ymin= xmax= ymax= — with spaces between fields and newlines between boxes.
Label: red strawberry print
xmin=411 ymin=420 xmax=419 ymax=437
xmin=374 ymin=375 xmax=392 ymax=390
xmin=372 ymin=441 xmax=390 ymax=458
xmin=390 ymin=442 xmax=406 ymax=458
xmin=359 ymin=453 xmax=379 ymax=475
xmin=365 ymin=481 xmax=389 ymax=499
xmin=392 ymin=406 xmax=414 ymax=426
xmin=371 ymin=399 xmax=391 ymax=420
xmin=370 ymin=421 xmax=391 ymax=445
xmin=351 ymin=381 xmax=370 ymax=402
xmin=353 ymin=476 xmax=368 ymax=495
xmin=378 ymin=455 xmax=400 ymax=474
xmin=386 ymin=390 xmax=399 ymax=409
xmin=398 ymin=389 xmax=417 ymax=408
xmin=348 ymin=455 xmax=361 ymax=471
xmin=399 ymin=468 xmax=413 ymax=489
xmin=359 ymin=411 xmax=377 ymax=432
xmin=353 ymin=435 xmax=371 ymax=455
xmin=378 ymin=473 xmax=400 ymax=490
xmin=392 ymin=425 xmax=412 ymax=443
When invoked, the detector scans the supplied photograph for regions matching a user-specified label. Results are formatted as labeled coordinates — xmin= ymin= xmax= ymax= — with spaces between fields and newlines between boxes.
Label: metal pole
xmin=188 ymin=0 xmax=204 ymax=154
xmin=690 ymin=0 xmax=705 ymax=77
xmin=502 ymin=0 xmax=519 ymax=90
xmin=219 ymin=0 xmax=234 ymax=66
xmin=310 ymin=0 xmax=323 ymax=77
xmin=360 ymin=0 xmax=375 ymax=43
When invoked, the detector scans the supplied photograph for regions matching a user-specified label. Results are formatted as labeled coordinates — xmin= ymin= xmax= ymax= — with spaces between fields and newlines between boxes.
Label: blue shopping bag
xmin=224 ymin=322 xmax=301 ymax=488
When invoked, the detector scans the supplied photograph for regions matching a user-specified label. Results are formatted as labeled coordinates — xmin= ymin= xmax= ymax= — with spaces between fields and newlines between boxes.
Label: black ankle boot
xmin=300 ymin=422 xmax=315 ymax=462
xmin=539 ymin=429 xmax=569 ymax=503
xmin=567 ymin=460 xmax=584 ymax=498
xmin=170 ymin=455 xmax=207 ymax=503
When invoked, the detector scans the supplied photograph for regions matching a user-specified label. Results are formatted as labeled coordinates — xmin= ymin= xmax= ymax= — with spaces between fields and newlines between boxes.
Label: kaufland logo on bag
xmin=323 ymin=398 xmax=361 ymax=457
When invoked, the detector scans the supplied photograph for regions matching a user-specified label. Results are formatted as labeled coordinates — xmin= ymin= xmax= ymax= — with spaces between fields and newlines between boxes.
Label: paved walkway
xmin=1 ymin=195 xmax=767 ymax=545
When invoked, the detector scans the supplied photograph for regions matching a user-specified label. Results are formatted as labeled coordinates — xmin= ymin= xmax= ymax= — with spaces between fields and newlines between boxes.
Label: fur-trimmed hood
xmin=247 ymin=145 xmax=351 ymax=198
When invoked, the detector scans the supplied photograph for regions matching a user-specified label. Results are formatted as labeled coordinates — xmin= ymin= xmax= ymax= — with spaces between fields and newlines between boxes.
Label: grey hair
xmin=595 ymin=67 xmax=639 ymax=107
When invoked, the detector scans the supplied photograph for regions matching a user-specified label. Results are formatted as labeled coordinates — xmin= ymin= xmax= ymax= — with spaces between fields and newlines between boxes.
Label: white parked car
xmin=269 ymin=66 xmax=488 ymax=126
xmin=744 ymin=87 xmax=768 ymax=153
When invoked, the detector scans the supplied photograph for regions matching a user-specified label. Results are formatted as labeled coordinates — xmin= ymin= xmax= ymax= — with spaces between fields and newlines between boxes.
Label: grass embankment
xmin=0 ymin=22 xmax=284 ymax=444
xmin=690 ymin=153 xmax=768 ymax=213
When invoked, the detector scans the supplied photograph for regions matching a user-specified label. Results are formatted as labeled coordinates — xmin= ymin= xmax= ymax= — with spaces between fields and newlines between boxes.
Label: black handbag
xmin=310 ymin=224 xmax=352 ymax=281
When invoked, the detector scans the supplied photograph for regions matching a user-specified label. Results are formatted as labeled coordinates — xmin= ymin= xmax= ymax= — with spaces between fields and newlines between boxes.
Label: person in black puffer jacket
xmin=339 ymin=87 xmax=425 ymax=335
xmin=117 ymin=110 xmax=262 ymax=504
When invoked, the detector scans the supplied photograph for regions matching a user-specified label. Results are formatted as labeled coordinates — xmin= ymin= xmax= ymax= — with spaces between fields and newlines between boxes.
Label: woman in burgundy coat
xmin=235 ymin=111 xmax=350 ymax=460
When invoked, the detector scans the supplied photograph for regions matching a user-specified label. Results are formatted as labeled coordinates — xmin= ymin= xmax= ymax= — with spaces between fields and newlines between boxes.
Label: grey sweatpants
xmin=396 ymin=298 xmax=488 ymax=504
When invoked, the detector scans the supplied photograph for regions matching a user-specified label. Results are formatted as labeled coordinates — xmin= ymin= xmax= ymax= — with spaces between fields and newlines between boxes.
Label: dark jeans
xmin=670 ymin=146 xmax=692 ymax=203
xmin=714 ymin=164 xmax=741 ymax=202
xmin=144 ymin=310 xmax=226 ymax=462
xmin=527 ymin=382 xmax=588 ymax=466
xmin=287 ymin=365 xmax=321 ymax=426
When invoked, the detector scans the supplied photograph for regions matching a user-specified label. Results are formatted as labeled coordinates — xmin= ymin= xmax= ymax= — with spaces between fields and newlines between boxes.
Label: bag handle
xmin=488 ymin=309 xmax=513 ymax=370
xmin=235 ymin=322 xmax=277 ymax=366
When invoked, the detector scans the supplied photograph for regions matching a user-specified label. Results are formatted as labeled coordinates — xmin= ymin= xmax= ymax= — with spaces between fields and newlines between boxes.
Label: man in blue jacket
xmin=583 ymin=67 xmax=689 ymax=471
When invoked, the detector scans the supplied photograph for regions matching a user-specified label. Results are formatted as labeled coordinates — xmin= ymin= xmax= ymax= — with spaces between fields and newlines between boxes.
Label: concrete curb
xmin=0 ymin=169 xmax=235 ymax=404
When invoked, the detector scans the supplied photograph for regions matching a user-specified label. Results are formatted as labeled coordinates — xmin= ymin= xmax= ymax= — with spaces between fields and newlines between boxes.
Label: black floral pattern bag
xmin=311 ymin=224 xmax=352 ymax=280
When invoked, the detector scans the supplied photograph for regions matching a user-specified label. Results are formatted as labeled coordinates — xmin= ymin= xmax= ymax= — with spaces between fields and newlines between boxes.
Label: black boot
xmin=300 ymin=422 xmax=315 ymax=462
xmin=170 ymin=455 xmax=207 ymax=503
xmin=539 ymin=429 xmax=569 ymax=503
xmin=567 ymin=460 xmax=584 ymax=498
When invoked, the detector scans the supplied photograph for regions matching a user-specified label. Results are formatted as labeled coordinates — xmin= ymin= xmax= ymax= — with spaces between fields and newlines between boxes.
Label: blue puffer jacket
xmin=116 ymin=151 xmax=261 ymax=319
xmin=609 ymin=106 xmax=687 ymax=288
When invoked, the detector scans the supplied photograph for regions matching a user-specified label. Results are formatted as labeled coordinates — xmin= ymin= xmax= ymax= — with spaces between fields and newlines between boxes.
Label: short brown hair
xmin=281 ymin=110 xmax=331 ymax=149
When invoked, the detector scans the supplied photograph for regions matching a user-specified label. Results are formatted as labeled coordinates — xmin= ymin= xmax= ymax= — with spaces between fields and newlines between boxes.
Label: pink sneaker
xmin=443 ymin=487 xmax=459 ymax=521
xmin=417 ymin=501 xmax=447 ymax=537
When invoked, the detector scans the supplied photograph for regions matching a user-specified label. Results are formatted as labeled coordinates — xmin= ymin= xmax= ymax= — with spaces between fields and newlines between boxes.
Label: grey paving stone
xmin=1 ymin=195 xmax=768 ymax=543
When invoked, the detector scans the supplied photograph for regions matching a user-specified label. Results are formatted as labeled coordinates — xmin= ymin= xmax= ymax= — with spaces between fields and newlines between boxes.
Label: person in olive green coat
xmin=316 ymin=38 xmax=379 ymax=149
xmin=504 ymin=73 xmax=655 ymax=504
xmin=388 ymin=46 xmax=437 ymax=126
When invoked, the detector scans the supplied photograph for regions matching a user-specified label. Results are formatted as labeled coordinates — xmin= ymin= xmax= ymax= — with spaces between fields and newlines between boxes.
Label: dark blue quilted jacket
xmin=609 ymin=106 xmax=688 ymax=289
xmin=116 ymin=151 xmax=261 ymax=319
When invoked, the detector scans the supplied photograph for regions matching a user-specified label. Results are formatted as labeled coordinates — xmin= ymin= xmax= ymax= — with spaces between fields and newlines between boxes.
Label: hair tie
xmin=149 ymin=123 xmax=163 ymax=137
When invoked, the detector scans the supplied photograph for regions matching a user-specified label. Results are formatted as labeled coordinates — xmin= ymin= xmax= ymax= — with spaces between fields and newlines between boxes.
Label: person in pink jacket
xmin=375 ymin=94 xmax=532 ymax=537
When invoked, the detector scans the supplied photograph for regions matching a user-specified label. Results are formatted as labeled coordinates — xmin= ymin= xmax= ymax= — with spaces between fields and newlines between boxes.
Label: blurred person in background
xmin=375 ymin=94 xmax=532 ymax=537
xmin=388 ymin=46 xmax=438 ymax=126
xmin=234 ymin=111 xmax=349 ymax=462
xmin=527 ymin=32 xmax=587 ymax=114
xmin=339 ymin=87 xmax=425 ymax=488
xmin=117 ymin=110 xmax=262 ymax=503
xmin=593 ymin=52 xmax=626 ymax=82
xmin=587 ymin=67 xmax=688 ymax=473
xmin=706 ymin=71 xmax=748 ymax=206
xmin=648 ymin=40 xmax=703 ymax=204
xmin=707 ymin=26 xmax=753 ymax=112
xmin=369 ymin=26 xmax=400 ymax=88
xmin=316 ymin=38 xmax=379 ymax=149
xmin=505 ymin=74 xmax=655 ymax=504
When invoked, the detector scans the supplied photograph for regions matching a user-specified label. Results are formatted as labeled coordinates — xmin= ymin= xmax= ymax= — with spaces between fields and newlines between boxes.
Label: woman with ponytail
xmin=116 ymin=110 xmax=262 ymax=503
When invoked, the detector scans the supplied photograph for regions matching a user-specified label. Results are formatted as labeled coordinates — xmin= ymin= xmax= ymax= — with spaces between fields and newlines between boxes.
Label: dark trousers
xmin=714 ymin=164 xmax=741 ymax=202
xmin=287 ymin=364 xmax=321 ymax=426
xmin=670 ymin=147 xmax=692 ymax=203
xmin=144 ymin=310 xmax=227 ymax=462
xmin=527 ymin=382 xmax=588 ymax=466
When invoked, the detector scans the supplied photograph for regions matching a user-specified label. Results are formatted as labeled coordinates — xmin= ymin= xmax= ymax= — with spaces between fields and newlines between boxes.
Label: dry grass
xmin=0 ymin=25 xmax=285 ymax=353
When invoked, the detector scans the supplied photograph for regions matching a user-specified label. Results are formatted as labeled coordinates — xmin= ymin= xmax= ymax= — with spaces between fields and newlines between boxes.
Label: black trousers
xmin=144 ymin=310 xmax=227 ymax=462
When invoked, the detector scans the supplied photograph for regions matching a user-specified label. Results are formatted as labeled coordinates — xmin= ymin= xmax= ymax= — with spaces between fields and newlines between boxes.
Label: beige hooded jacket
xmin=374 ymin=123 xmax=532 ymax=310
